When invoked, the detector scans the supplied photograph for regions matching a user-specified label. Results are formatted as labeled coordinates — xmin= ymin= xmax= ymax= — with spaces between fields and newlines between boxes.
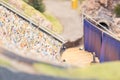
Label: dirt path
xmin=44 ymin=0 xmax=83 ymax=41
xmin=61 ymin=48 xmax=93 ymax=67
xmin=61 ymin=48 xmax=99 ymax=67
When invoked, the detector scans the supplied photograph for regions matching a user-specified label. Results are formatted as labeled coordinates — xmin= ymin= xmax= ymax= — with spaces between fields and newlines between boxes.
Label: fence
xmin=0 ymin=0 xmax=66 ymax=43
xmin=83 ymin=14 xmax=120 ymax=62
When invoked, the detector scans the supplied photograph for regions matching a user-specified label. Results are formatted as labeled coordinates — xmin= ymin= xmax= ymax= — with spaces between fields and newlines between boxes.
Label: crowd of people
xmin=0 ymin=6 xmax=62 ymax=61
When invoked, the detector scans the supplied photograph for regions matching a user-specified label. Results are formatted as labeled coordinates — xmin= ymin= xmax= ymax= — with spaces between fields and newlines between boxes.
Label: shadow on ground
xmin=0 ymin=66 xmax=75 ymax=80
xmin=0 ymin=48 xmax=96 ymax=80
xmin=0 ymin=47 xmax=63 ymax=68
xmin=0 ymin=66 xmax=97 ymax=80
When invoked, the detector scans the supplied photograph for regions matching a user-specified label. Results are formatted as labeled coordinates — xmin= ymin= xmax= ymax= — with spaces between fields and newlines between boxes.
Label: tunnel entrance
xmin=98 ymin=22 xmax=109 ymax=30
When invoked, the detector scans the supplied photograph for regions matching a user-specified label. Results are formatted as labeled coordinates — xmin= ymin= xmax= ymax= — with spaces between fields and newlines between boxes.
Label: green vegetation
xmin=23 ymin=0 xmax=63 ymax=33
xmin=33 ymin=63 xmax=69 ymax=77
xmin=0 ymin=59 xmax=12 ymax=67
xmin=23 ymin=0 xmax=45 ymax=13
xmin=22 ymin=0 xmax=63 ymax=33
xmin=21 ymin=2 xmax=39 ymax=17
xmin=33 ymin=61 xmax=120 ymax=80
xmin=3 ymin=0 xmax=8 ymax=2
xmin=43 ymin=12 xmax=63 ymax=34
xmin=71 ymin=61 xmax=120 ymax=80
xmin=114 ymin=4 xmax=120 ymax=17
xmin=3 ymin=0 xmax=63 ymax=33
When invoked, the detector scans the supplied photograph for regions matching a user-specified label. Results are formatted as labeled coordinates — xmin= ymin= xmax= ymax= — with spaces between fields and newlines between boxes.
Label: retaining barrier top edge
xmin=83 ymin=13 xmax=120 ymax=42
xmin=0 ymin=0 xmax=66 ymax=43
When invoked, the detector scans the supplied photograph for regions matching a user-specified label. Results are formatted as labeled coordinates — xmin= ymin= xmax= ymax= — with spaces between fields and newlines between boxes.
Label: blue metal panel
xmin=84 ymin=19 xmax=102 ymax=58
xmin=100 ymin=33 xmax=120 ymax=62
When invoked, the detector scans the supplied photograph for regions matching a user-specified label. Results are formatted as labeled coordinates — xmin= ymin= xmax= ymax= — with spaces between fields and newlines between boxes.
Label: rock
xmin=0 ymin=5 xmax=62 ymax=62
xmin=7 ymin=0 xmax=55 ymax=31
xmin=80 ymin=0 xmax=120 ymax=39
xmin=99 ymin=0 xmax=108 ymax=7
xmin=81 ymin=0 xmax=101 ymax=17
xmin=114 ymin=18 xmax=120 ymax=25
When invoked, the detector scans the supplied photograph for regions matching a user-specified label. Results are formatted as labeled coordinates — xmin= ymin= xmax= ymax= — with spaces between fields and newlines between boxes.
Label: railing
xmin=83 ymin=13 xmax=120 ymax=62
xmin=82 ymin=12 xmax=120 ymax=42
xmin=0 ymin=0 xmax=66 ymax=44
xmin=0 ymin=0 xmax=69 ymax=64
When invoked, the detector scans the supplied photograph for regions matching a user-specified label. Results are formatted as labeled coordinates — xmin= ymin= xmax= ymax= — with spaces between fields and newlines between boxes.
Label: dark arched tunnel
xmin=98 ymin=22 xmax=109 ymax=30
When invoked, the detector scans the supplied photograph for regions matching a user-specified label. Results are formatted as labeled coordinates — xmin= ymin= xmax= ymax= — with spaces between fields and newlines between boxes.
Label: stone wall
xmin=0 ymin=5 xmax=62 ymax=61
xmin=7 ymin=0 xmax=54 ymax=31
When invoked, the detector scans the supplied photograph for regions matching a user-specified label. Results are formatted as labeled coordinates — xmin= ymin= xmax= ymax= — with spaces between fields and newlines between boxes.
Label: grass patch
xmin=43 ymin=12 xmax=63 ymax=34
xmin=21 ymin=3 xmax=63 ymax=33
xmin=21 ymin=1 xmax=45 ymax=18
xmin=33 ymin=61 xmax=120 ymax=80
xmin=33 ymin=63 xmax=69 ymax=77
xmin=21 ymin=3 xmax=36 ymax=17
xmin=70 ymin=61 xmax=120 ymax=80
xmin=3 ymin=0 xmax=63 ymax=34
xmin=0 ymin=59 xmax=12 ymax=67
xmin=3 ymin=0 xmax=9 ymax=2
xmin=22 ymin=0 xmax=63 ymax=34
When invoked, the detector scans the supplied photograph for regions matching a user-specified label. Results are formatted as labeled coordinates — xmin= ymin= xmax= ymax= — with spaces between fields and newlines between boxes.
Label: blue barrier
xmin=100 ymin=33 xmax=120 ymax=62
xmin=84 ymin=19 xmax=120 ymax=62
xmin=84 ymin=19 xmax=102 ymax=58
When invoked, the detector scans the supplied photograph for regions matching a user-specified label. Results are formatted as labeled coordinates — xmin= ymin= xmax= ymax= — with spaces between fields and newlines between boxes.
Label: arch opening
xmin=98 ymin=22 xmax=109 ymax=30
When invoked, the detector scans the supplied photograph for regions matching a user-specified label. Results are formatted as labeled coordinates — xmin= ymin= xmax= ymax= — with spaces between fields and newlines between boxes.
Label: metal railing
xmin=82 ymin=12 xmax=120 ymax=42
xmin=0 ymin=0 xmax=66 ymax=43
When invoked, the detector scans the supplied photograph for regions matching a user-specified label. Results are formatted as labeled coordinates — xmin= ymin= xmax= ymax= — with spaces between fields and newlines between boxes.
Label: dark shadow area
xmin=91 ymin=53 xmax=98 ymax=63
xmin=0 ymin=66 xmax=97 ymax=80
xmin=98 ymin=22 xmax=109 ymax=30
xmin=63 ymin=37 xmax=83 ymax=49
xmin=59 ymin=37 xmax=83 ymax=56
xmin=0 ymin=47 xmax=64 ymax=68
xmin=0 ymin=66 xmax=76 ymax=80
xmin=0 ymin=47 xmax=39 ymax=65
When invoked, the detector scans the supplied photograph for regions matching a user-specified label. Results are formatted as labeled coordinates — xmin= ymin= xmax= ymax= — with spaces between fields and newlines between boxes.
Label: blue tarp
xmin=100 ymin=33 xmax=120 ymax=62
xmin=84 ymin=19 xmax=102 ymax=58
xmin=84 ymin=19 xmax=120 ymax=62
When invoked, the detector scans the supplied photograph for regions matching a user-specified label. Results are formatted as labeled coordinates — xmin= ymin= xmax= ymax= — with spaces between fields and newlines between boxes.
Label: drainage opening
xmin=98 ymin=22 xmax=109 ymax=30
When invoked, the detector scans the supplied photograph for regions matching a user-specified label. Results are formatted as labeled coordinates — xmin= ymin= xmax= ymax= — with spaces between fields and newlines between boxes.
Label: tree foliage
xmin=114 ymin=4 xmax=120 ymax=17
xmin=23 ymin=0 xmax=45 ymax=13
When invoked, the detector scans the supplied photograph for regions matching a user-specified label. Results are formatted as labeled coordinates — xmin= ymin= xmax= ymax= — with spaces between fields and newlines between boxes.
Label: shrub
xmin=114 ymin=4 xmax=120 ymax=17
xmin=23 ymin=0 xmax=45 ymax=13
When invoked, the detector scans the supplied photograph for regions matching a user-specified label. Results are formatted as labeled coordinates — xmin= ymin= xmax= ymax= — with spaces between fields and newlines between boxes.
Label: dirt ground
xmin=61 ymin=47 xmax=99 ymax=67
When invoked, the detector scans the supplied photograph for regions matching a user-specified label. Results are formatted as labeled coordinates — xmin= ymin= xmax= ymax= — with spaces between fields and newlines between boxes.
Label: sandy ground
xmin=61 ymin=47 xmax=99 ymax=67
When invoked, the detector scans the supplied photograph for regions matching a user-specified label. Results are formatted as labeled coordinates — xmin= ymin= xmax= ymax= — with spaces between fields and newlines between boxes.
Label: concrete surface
xmin=44 ymin=0 xmax=83 ymax=41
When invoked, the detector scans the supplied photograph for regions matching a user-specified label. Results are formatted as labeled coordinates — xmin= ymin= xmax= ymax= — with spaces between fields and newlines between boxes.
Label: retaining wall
xmin=0 ymin=1 xmax=65 ymax=61
xmin=84 ymin=18 xmax=120 ymax=62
